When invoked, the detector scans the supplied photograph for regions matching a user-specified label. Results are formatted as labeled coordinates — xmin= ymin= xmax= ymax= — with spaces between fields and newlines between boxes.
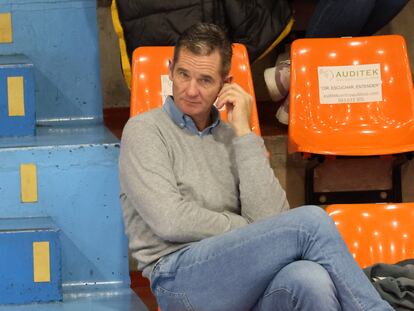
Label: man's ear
xmin=168 ymin=59 xmax=174 ymax=81
xmin=224 ymin=75 xmax=233 ymax=84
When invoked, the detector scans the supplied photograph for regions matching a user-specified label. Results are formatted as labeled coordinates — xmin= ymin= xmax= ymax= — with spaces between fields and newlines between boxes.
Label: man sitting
xmin=119 ymin=23 xmax=392 ymax=311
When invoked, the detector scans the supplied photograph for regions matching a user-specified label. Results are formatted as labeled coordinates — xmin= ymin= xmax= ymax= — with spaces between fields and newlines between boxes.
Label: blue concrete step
xmin=0 ymin=55 xmax=35 ymax=137
xmin=0 ymin=287 xmax=149 ymax=311
xmin=0 ymin=125 xmax=133 ymax=302
xmin=0 ymin=217 xmax=61 ymax=304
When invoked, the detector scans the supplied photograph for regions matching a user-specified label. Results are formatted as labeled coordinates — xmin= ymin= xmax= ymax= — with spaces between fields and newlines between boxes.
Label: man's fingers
xmin=218 ymin=83 xmax=243 ymax=97
xmin=216 ymin=94 xmax=236 ymax=110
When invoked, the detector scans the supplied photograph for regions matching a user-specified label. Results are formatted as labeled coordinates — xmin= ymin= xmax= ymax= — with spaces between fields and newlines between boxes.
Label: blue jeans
xmin=306 ymin=0 xmax=408 ymax=37
xmin=150 ymin=206 xmax=392 ymax=311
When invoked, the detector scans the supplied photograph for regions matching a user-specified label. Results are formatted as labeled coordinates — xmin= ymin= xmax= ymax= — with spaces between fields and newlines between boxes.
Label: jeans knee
xmin=297 ymin=205 xmax=331 ymax=223
xmin=300 ymin=204 xmax=325 ymax=215
xmin=291 ymin=205 xmax=339 ymax=239
xmin=276 ymin=260 xmax=337 ymax=299
xmin=261 ymin=261 xmax=340 ymax=311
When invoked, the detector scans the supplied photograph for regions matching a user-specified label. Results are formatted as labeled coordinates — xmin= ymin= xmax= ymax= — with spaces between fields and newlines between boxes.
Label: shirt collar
xmin=162 ymin=96 xmax=220 ymax=136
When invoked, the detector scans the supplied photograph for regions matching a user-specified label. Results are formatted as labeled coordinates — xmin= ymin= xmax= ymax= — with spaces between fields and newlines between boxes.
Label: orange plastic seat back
xmin=326 ymin=203 xmax=414 ymax=268
xmin=130 ymin=44 xmax=261 ymax=136
xmin=289 ymin=35 xmax=414 ymax=155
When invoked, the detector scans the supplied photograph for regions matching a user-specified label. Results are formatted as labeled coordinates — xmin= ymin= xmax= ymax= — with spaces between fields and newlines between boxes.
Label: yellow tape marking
xmin=20 ymin=163 xmax=38 ymax=203
xmin=0 ymin=13 xmax=13 ymax=43
xmin=33 ymin=241 xmax=51 ymax=283
xmin=8 ymin=76 xmax=25 ymax=116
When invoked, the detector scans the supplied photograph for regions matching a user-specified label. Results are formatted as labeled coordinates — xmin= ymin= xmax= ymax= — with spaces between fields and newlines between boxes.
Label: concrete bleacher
xmin=0 ymin=0 xmax=147 ymax=309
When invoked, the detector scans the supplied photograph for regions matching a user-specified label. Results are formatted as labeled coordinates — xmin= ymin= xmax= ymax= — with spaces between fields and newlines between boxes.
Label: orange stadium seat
xmin=288 ymin=35 xmax=414 ymax=204
xmin=129 ymin=44 xmax=261 ymax=136
xmin=326 ymin=203 xmax=414 ymax=268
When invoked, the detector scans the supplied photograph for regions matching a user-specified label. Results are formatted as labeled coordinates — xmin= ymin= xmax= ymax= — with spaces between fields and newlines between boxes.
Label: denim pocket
xmin=155 ymin=285 xmax=194 ymax=311
xmin=150 ymin=248 xmax=194 ymax=310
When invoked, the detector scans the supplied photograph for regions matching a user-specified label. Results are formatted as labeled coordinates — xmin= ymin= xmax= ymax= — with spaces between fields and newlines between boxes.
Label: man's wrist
xmin=234 ymin=127 xmax=252 ymax=137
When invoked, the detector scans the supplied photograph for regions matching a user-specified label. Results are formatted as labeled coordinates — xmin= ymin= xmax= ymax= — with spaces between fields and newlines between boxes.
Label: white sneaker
xmin=264 ymin=57 xmax=291 ymax=102
xmin=276 ymin=95 xmax=289 ymax=125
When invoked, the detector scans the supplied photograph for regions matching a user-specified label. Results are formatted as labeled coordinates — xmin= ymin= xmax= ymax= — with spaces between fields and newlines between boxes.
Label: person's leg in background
xmin=306 ymin=0 xmax=408 ymax=37
xmin=306 ymin=0 xmax=376 ymax=37
xmin=150 ymin=206 xmax=392 ymax=311
xmin=251 ymin=260 xmax=340 ymax=311
xmin=263 ymin=56 xmax=290 ymax=125
xmin=359 ymin=0 xmax=409 ymax=36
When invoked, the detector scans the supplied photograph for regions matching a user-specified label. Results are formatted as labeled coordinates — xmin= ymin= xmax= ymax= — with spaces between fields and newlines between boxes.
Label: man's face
xmin=169 ymin=48 xmax=224 ymax=127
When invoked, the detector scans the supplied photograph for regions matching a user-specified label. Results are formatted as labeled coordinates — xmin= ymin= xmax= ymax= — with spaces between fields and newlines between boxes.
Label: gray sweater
xmin=119 ymin=108 xmax=289 ymax=278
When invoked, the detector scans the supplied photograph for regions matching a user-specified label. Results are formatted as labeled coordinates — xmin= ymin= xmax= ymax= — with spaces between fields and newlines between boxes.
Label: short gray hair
xmin=173 ymin=23 xmax=233 ymax=78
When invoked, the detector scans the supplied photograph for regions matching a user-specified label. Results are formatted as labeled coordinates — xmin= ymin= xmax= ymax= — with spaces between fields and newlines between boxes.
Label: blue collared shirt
xmin=162 ymin=96 xmax=221 ymax=137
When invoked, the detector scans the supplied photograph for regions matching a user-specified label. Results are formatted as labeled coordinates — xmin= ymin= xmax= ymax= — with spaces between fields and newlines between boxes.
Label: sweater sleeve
xmin=232 ymin=132 xmax=289 ymax=222
xmin=119 ymin=119 xmax=248 ymax=243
